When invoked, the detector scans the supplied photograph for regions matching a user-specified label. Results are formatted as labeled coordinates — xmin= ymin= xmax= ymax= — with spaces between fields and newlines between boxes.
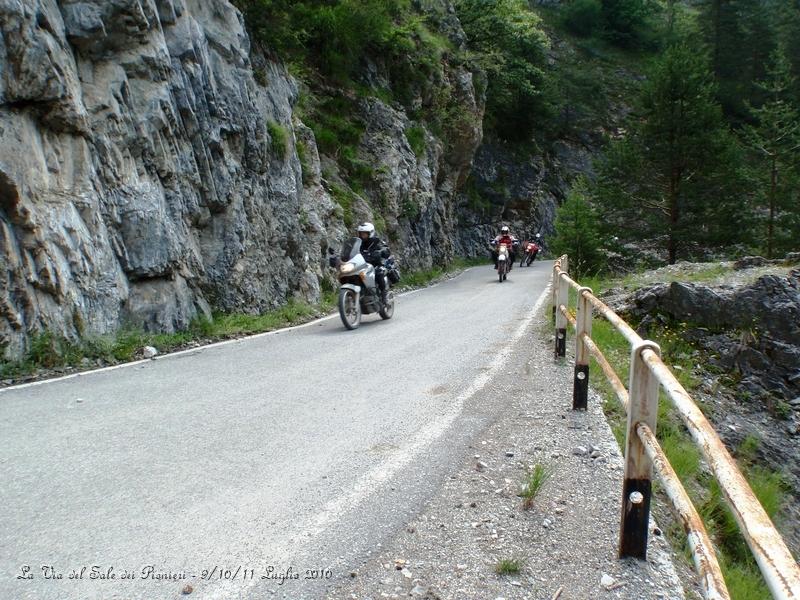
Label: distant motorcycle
xmin=329 ymin=238 xmax=396 ymax=330
xmin=520 ymin=240 xmax=540 ymax=267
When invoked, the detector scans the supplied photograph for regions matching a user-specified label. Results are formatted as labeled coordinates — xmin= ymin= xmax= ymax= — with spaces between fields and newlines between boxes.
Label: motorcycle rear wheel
xmin=379 ymin=290 xmax=395 ymax=320
xmin=338 ymin=289 xmax=361 ymax=330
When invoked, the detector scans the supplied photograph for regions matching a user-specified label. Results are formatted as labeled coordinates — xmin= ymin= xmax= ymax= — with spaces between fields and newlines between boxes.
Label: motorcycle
xmin=497 ymin=242 xmax=510 ymax=282
xmin=328 ymin=238 xmax=396 ymax=330
xmin=520 ymin=241 xmax=540 ymax=267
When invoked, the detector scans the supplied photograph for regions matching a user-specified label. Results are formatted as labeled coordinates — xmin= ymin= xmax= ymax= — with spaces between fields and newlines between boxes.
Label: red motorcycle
xmin=520 ymin=241 xmax=540 ymax=267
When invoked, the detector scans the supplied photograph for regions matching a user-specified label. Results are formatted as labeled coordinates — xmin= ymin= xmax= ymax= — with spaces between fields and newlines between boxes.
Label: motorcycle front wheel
xmin=338 ymin=288 xmax=361 ymax=330
xmin=379 ymin=290 xmax=395 ymax=320
xmin=498 ymin=262 xmax=505 ymax=282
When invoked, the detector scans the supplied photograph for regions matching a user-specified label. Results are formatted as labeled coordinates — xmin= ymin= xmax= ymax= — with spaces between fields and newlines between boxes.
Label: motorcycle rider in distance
xmin=490 ymin=225 xmax=518 ymax=269
xmin=357 ymin=222 xmax=390 ymax=302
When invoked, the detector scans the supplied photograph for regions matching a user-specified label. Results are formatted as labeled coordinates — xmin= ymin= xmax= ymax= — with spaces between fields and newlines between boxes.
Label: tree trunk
xmin=768 ymin=155 xmax=776 ymax=259
xmin=668 ymin=169 xmax=679 ymax=264
xmin=711 ymin=0 xmax=722 ymax=77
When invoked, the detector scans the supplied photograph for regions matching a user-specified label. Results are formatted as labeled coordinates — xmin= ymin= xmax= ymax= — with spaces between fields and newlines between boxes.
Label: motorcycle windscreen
xmin=340 ymin=237 xmax=362 ymax=261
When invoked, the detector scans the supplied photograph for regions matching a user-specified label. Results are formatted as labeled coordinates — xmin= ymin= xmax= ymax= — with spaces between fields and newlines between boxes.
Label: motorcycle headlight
xmin=339 ymin=262 xmax=355 ymax=275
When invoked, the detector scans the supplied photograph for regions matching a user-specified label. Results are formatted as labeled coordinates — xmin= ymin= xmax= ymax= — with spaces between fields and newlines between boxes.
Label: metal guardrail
xmin=552 ymin=255 xmax=800 ymax=600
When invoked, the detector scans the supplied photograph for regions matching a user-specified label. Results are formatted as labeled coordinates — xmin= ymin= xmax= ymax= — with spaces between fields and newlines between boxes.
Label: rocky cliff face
xmin=0 ymin=0 xmax=486 ymax=359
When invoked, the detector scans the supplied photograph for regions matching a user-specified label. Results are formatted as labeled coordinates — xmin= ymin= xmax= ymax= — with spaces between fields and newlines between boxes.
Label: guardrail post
xmin=552 ymin=256 xmax=568 ymax=318
xmin=619 ymin=340 xmax=661 ymax=559
xmin=573 ymin=287 xmax=592 ymax=410
xmin=554 ymin=272 xmax=568 ymax=359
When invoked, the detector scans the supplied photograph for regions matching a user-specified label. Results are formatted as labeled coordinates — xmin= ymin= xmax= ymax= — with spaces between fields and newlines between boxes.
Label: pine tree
xmin=701 ymin=0 xmax=778 ymax=120
xmin=551 ymin=180 xmax=603 ymax=277
xmin=596 ymin=44 xmax=747 ymax=263
xmin=743 ymin=47 xmax=800 ymax=257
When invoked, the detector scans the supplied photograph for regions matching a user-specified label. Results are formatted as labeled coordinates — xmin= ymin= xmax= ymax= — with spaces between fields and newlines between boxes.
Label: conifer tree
xmin=743 ymin=47 xmax=800 ymax=257
xmin=551 ymin=180 xmax=603 ymax=277
xmin=596 ymin=44 xmax=746 ymax=263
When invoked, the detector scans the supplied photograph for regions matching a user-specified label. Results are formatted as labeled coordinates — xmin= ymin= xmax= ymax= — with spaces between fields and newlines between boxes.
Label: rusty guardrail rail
xmin=551 ymin=255 xmax=800 ymax=600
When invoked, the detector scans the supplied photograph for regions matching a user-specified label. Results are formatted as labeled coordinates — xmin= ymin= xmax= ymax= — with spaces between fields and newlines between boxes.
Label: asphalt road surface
xmin=1 ymin=261 xmax=552 ymax=600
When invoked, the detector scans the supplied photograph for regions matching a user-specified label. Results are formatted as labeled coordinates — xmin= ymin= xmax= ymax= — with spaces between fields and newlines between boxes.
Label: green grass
xmin=399 ymin=257 xmax=486 ymax=289
xmin=518 ymin=463 xmax=553 ymax=510
xmin=0 ymin=299 xmax=324 ymax=381
xmin=495 ymin=558 xmax=522 ymax=575
xmin=620 ymin=263 xmax=734 ymax=288
xmin=405 ymin=124 xmax=426 ymax=157
xmin=329 ymin=183 xmax=357 ymax=229
xmin=267 ymin=121 xmax=289 ymax=161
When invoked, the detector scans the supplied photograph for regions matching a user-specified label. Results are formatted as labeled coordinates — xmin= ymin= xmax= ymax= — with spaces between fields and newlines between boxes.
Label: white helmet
xmin=500 ymin=225 xmax=510 ymax=234
xmin=357 ymin=222 xmax=375 ymax=238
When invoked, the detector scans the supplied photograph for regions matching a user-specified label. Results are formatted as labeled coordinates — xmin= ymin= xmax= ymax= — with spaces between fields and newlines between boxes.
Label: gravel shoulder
xmin=327 ymin=298 xmax=699 ymax=600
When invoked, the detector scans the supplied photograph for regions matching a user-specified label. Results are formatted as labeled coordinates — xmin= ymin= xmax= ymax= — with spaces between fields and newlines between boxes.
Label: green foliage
xmin=267 ymin=120 xmax=289 ymax=161
xmin=234 ymin=0 xmax=457 ymax=112
xmin=550 ymin=180 xmax=603 ymax=277
xmin=741 ymin=46 xmax=800 ymax=258
xmin=253 ymin=67 xmax=268 ymax=87
xmin=405 ymin=124 xmax=426 ymax=157
xmin=307 ymin=96 xmax=365 ymax=155
xmin=455 ymin=0 xmax=553 ymax=141
xmin=233 ymin=0 xmax=407 ymax=81
xmin=701 ymin=0 xmax=780 ymax=121
xmin=720 ymin=557 xmax=771 ymax=600
xmin=596 ymin=43 xmax=748 ymax=263
xmin=296 ymin=139 xmax=313 ymax=184
xmin=561 ymin=0 xmax=602 ymax=37
xmin=599 ymin=0 xmax=658 ymax=49
xmin=401 ymin=198 xmax=421 ymax=221
xmin=329 ymin=183 xmax=357 ymax=228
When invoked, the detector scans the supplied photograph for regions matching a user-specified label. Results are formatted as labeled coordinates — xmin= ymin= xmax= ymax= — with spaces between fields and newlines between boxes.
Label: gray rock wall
xmin=0 ymin=0 xmax=491 ymax=359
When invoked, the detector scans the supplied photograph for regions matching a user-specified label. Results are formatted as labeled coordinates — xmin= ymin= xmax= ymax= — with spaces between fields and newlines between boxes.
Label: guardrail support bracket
xmin=572 ymin=364 xmax=589 ymax=410
xmin=555 ymin=328 xmax=566 ymax=358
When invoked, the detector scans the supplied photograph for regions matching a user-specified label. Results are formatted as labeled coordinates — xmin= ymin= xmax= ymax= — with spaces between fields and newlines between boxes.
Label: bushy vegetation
xmin=267 ymin=120 xmax=289 ymax=160
xmin=550 ymin=179 xmax=603 ymax=277
xmin=543 ymin=0 xmax=800 ymax=266
xmin=455 ymin=0 xmax=553 ymax=141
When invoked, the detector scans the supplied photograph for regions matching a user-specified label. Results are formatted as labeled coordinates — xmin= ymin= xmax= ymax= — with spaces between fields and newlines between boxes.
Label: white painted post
xmin=619 ymin=340 xmax=661 ymax=559
xmin=554 ymin=271 xmax=568 ymax=359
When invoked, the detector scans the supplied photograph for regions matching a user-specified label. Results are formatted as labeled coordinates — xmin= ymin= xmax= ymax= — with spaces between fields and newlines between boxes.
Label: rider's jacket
xmin=361 ymin=236 xmax=390 ymax=266
xmin=492 ymin=234 xmax=517 ymax=247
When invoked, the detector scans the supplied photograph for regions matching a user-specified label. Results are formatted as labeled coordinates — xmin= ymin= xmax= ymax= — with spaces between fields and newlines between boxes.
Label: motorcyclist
xmin=357 ymin=222 xmax=390 ymax=301
xmin=490 ymin=225 xmax=518 ymax=269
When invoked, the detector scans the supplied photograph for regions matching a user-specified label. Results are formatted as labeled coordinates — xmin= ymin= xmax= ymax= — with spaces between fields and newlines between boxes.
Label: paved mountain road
xmin=1 ymin=262 xmax=552 ymax=600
